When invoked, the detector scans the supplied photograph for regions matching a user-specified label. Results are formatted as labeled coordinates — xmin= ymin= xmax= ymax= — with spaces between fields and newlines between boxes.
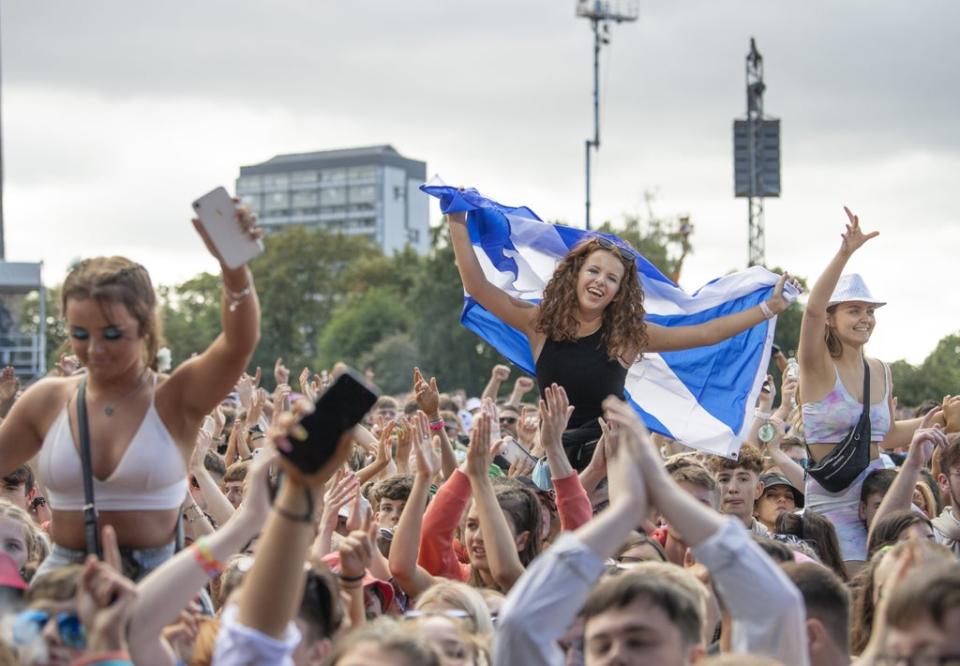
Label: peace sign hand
xmin=840 ymin=206 xmax=879 ymax=256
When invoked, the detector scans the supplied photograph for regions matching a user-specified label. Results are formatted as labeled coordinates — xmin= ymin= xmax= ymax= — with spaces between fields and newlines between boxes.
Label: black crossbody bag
xmin=806 ymin=360 xmax=872 ymax=493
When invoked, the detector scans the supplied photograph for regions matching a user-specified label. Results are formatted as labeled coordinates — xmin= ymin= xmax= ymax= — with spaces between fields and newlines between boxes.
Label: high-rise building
xmin=236 ymin=145 xmax=429 ymax=255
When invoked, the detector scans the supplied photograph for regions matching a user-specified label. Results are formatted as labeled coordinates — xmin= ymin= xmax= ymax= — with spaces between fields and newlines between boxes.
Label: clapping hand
xmin=539 ymin=384 xmax=574 ymax=453
xmin=465 ymin=413 xmax=494 ymax=481
xmin=0 ymin=366 xmax=19 ymax=402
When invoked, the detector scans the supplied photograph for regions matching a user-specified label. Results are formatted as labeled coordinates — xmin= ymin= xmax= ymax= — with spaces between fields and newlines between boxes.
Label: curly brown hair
xmin=536 ymin=238 xmax=648 ymax=362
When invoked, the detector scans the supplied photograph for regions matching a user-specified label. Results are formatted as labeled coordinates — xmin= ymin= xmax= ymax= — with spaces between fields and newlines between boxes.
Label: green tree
xmin=158 ymin=273 xmax=221 ymax=368
xmin=317 ymin=287 xmax=413 ymax=368
xmin=890 ymin=332 xmax=960 ymax=408
xmin=358 ymin=333 xmax=421 ymax=395
xmin=245 ymin=226 xmax=381 ymax=384
xmin=19 ymin=284 xmax=68 ymax=370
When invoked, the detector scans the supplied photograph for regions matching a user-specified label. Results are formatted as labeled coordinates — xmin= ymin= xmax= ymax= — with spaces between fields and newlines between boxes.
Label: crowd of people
xmin=0 ymin=200 xmax=957 ymax=666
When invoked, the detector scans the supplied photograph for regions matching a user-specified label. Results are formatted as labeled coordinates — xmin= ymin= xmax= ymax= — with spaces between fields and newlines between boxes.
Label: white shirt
xmin=212 ymin=603 xmax=301 ymax=666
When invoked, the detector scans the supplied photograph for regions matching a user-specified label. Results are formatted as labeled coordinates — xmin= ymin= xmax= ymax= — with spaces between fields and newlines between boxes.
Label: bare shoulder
xmin=19 ymin=375 xmax=77 ymax=413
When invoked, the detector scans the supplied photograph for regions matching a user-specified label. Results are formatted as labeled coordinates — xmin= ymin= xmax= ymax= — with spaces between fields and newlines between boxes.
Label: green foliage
xmin=158 ymin=273 xmax=221 ymax=368
xmin=18 ymin=284 xmax=68 ymax=370
xmin=890 ymin=332 xmax=960 ymax=408
xmin=358 ymin=333 xmax=421 ymax=395
xmin=318 ymin=287 xmax=413 ymax=368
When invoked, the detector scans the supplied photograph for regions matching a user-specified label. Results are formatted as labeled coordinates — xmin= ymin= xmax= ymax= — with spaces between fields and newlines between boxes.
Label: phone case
xmin=192 ymin=186 xmax=264 ymax=269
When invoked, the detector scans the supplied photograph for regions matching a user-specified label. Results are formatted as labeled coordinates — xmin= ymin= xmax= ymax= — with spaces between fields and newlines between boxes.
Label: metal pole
xmin=585 ymin=17 xmax=601 ymax=230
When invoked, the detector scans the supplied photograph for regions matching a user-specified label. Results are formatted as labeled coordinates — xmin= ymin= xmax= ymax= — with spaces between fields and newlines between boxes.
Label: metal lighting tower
xmin=733 ymin=38 xmax=780 ymax=266
xmin=576 ymin=0 xmax=638 ymax=230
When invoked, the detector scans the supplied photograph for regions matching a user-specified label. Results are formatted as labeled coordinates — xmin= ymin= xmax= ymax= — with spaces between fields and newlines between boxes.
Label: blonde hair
xmin=61 ymin=256 xmax=164 ymax=370
xmin=0 ymin=499 xmax=49 ymax=575
xmin=414 ymin=580 xmax=495 ymax=636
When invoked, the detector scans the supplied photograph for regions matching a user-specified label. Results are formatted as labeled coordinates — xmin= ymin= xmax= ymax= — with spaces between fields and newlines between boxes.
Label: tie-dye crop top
xmin=801 ymin=362 xmax=891 ymax=444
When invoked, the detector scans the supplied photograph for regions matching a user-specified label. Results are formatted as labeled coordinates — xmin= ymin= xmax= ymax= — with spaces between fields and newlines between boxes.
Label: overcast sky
xmin=2 ymin=1 xmax=957 ymax=364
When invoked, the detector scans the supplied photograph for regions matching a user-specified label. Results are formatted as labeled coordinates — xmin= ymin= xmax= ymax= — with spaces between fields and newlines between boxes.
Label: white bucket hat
xmin=827 ymin=273 xmax=886 ymax=308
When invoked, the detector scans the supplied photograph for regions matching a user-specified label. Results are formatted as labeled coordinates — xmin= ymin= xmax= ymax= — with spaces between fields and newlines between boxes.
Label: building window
xmin=265 ymin=192 xmax=289 ymax=211
xmin=240 ymin=194 xmax=262 ymax=211
xmin=264 ymin=174 xmax=289 ymax=188
xmin=291 ymin=171 xmax=319 ymax=184
xmin=348 ymin=185 xmax=376 ymax=204
xmin=321 ymin=187 xmax=347 ymax=205
xmin=292 ymin=191 xmax=319 ymax=207
xmin=321 ymin=169 xmax=347 ymax=183
xmin=237 ymin=175 xmax=262 ymax=192
xmin=348 ymin=166 xmax=376 ymax=181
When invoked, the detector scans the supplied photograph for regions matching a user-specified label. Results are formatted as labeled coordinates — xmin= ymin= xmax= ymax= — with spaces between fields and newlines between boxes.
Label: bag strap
xmin=860 ymin=359 xmax=871 ymax=412
xmin=77 ymin=376 xmax=102 ymax=559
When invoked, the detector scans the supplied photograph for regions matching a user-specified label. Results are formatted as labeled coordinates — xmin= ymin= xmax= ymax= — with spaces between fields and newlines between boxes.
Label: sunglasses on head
xmin=13 ymin=610 xmax=85 ymax=649
xmin=594 ymin=236 xmax=638 ymax=263
xmin=403 ymin=609 xmax=470 ymax=621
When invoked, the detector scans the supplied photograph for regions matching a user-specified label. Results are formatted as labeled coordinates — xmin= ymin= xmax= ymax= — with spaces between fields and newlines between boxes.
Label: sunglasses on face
xmin=594 ymin=236 xmax=639 ymax=264
xmin=13 ymin=610 xmax=85 ymax=649
xmin=499 ymin=417 xmax=519 ymax=425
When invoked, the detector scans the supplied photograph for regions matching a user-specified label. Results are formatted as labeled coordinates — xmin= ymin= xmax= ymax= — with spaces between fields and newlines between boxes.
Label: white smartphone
xmin=192 ymin=186 xmax=264 ymax=269
xmin=499 ymin=436 xmax=537 ymax=467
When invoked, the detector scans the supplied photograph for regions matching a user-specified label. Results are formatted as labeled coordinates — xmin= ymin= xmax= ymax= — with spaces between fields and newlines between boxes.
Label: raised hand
xmin=766 ymin=273 xmax=802 ymax=315
xmin=481 ymin=398 xmax=502 ymax=443
xmin=539 ymin=384 xmax=575 ymax=452
xmin=465 ymin=413 xmax=494 ymax=480
xmin=190 ymin=423 xmax=215 ymax=472
xmin=413 ymin=367 xmax=440 ymax=418
xmin=238 ymin=448 xmax=280 ymax=527
xmin=491 ymin=364 xmax=510 ymax=382
xmin=517 ymin=405 xmax=539 ymax=448
xmin=271 ymin=384 xmax=291 ymax=423
xmin=840 ymin=206 xmax=879 ymax=255
xmin=55 ymin=354 xmax=82 ymax=377
xmin=338 ymin=517 xmax=377 ymax=581
xmin=395 ymin=417 xmax=414 ymax=474
xmin=0 ymin=366 xmax=19 ymax=402
xmin=514 ymin=376 xmax=535 ymax=395
xmin=942 ymin=395 xmax=960 ymax=433
xmin=413 ymin=427 xmax=441 ymax=480
xmin=236 ymin=374 xmax=256 ymax=410
xmin=274 ymin=357 xmax=290 ymax=386
xmin=373 ymin=420 xmax=396 ymax=468
xmin=77 ymin=555 xmax=139 ymax=652
xmin=191 ymin=200 xmax=264 ymax=267
xmin=906 ymin=409 xmax=949 ymax=469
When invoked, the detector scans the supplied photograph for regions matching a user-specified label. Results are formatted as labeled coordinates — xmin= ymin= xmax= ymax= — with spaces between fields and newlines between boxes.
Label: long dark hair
xmin=536 ymin=238 xmax=648 ymax=362
xmin=776 ymin=510 xmax=848 ymax=581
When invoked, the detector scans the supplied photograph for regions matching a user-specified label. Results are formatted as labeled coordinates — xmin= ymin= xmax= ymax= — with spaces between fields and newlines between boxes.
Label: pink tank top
xmin=801 ymin=363 xmax=891 ymax=444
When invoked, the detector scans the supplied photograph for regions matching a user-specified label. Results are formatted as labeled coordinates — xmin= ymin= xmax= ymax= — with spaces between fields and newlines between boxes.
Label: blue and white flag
xmin=421 ymin=178 xmax=797 ymax=458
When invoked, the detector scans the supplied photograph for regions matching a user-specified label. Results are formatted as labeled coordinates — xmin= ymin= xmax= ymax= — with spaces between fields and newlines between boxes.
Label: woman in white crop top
xmin=797 ymin=207 xmax=947 ymax=569
xmin=0 ymin=203 xmax=262 ymax=580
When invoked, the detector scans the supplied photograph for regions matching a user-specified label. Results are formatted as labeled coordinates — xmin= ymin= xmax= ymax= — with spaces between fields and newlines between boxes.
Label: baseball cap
xmin=320 ymin=552 xmax=394 ymax=610
xmin=760 ymin=473 xmax=804 ymax=508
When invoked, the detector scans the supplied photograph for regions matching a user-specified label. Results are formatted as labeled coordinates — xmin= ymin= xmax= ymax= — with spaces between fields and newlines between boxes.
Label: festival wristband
xmin=759 ymin=301 xmax=775 ymax=319
xmin=193 ymin=537 xmax=225 ymax=577
xmin=429 ymin=419 xmax=445 ymax=432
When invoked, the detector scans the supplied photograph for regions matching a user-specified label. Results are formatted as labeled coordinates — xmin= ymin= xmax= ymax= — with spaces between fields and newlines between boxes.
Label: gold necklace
xmin=100 ymin=367 xmax=150 ymax=417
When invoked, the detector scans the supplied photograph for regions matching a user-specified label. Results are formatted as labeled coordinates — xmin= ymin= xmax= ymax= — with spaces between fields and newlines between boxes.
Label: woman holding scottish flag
xmin=435 ymin=184 xmax=798 ymax=469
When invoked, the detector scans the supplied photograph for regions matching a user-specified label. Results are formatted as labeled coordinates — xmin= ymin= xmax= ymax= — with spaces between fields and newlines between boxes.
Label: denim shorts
xmin=32 ymin=540 xmax=175 ymax=583
xmin=804 ymin=456 xmax=892 ymax=562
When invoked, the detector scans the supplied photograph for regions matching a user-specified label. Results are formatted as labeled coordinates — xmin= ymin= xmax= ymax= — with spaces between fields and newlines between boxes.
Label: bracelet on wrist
xmin=193 ymin=537 xmax=224 ymax=577
xmin=339 ymin=572 xmax=365 ymax=583
xmin=224 ymin=273 xmax=254 ymax=313
xmin=429 ymin=419 xmax=445 ymax=432
xmin=759 ymin=301 xmax=775 ymax=320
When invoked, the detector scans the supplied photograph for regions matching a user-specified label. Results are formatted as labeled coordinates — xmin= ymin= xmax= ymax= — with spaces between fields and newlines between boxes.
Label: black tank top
xmin=535 ymin=328 xmax=628 ymax=430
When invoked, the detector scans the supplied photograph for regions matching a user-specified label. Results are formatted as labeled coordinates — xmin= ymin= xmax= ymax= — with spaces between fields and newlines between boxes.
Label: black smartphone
xmin=280 ymin=368 xmax=379 ymax=475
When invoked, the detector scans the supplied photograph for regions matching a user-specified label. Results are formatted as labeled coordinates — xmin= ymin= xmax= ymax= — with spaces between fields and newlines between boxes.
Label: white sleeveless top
xmin=37 ymin=376 xmax=188 ymax=511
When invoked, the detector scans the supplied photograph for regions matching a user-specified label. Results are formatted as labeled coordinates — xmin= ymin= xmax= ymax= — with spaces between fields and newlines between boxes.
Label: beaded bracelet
xmin=193 ymin=537 xmax=224 ymax=577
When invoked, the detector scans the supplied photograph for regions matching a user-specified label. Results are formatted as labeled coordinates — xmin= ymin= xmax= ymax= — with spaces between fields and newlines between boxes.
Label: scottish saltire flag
xmin=421 ymin=178 xmax=798 ymax=458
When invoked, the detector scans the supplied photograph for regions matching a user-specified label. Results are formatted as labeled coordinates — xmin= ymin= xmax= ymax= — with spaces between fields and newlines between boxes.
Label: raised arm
xmin=465 ymin=413 xmax=526 ymax=590
xmin=604 ymin=396 xmax=809 ymax=666
xmin=413 ymin=368 xmax=457 ymax=479
xmin=869 ymin=413 xmax=947 ymax=542
xmin=0 ymin=378 xmax=52 ymax=476
xmin=128 ymin=450 xmax=275 ymax=660
xmin=482 ymin=364 xmax=510 ymax=403
xmin=161 ymin=204 xmax=262 ymax=426
xmin=389 ymin=424 xmax=441 ymax=598
xmin=645 ymin=273 xmax=794 ymax=353
xmin=447 ymin=212 xmax=539 ymax=335
xmin=798 ymin=208 xmax=878 ymax=389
